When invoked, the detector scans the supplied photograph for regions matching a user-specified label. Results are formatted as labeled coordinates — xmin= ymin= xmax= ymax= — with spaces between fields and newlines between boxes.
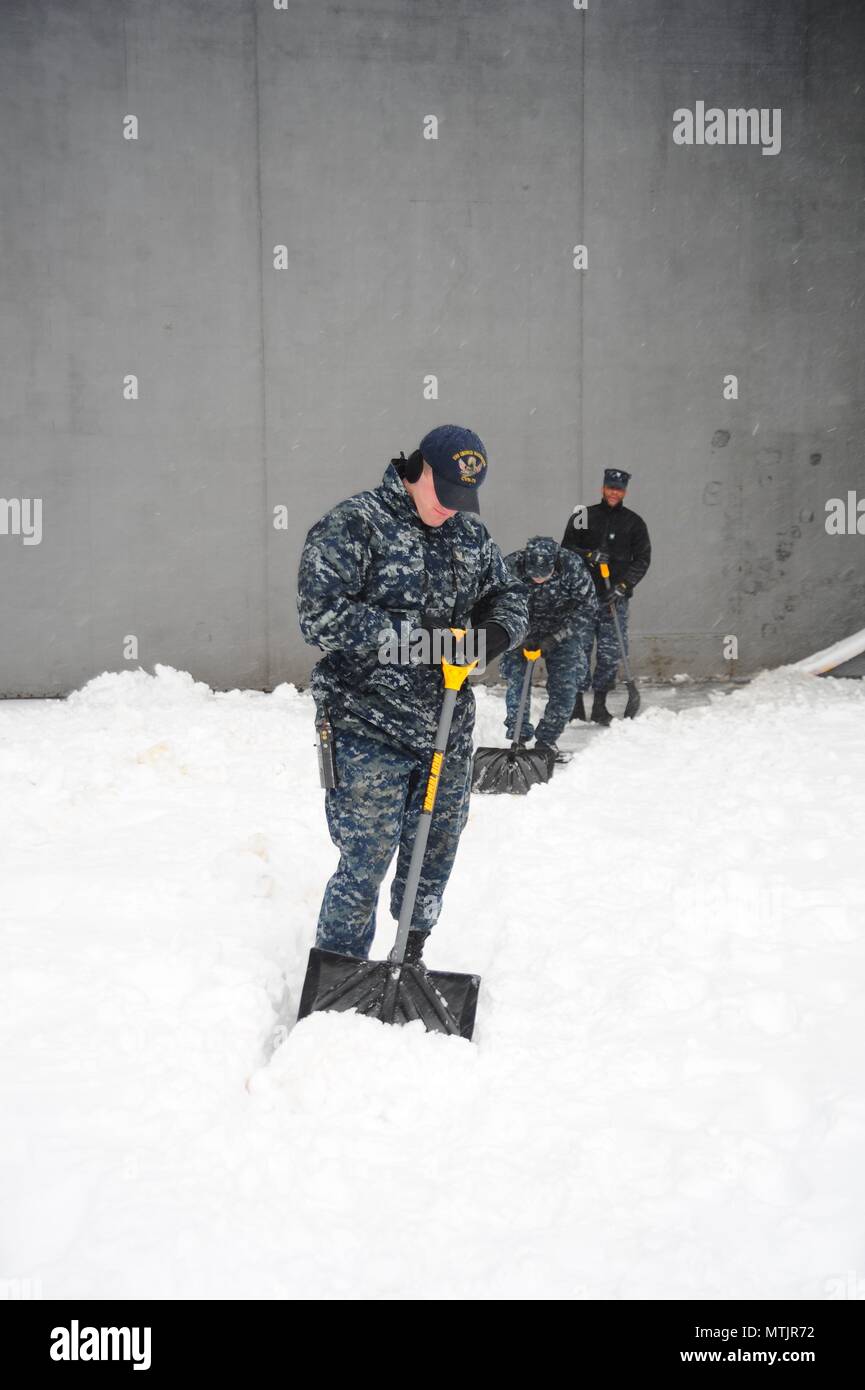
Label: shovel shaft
xmin=608 ymin=602 xmax=634 ymax=682
xmin=392 ymin=687 xmax=457 ymax=957
xmin=510 ymin=654 xmax=536 ymax=749
xmin=391 ymin=642 xmax=476 ymax=965
xmin=600 ymin=565 xmax=634 ymax=682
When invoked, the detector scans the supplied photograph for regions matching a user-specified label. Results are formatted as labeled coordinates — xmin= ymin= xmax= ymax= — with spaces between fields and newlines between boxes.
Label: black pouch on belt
xmin=315 ymin=708 xmax=338 ymax=789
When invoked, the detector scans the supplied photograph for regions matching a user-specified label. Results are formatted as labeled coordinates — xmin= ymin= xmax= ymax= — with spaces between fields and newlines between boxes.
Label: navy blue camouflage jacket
xmin=505 ymin=539 xmax=597 ymax=648
xmin=297 ymin=462 xmax=529 ymax=754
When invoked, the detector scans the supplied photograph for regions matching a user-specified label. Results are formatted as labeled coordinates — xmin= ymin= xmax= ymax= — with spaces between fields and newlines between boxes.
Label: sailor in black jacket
xmin=561 ymin=468 xmax=651 ymax=724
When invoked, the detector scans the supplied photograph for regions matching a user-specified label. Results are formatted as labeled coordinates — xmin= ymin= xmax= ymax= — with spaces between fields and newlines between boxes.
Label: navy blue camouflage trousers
xmin=316 ymin=723 xmax=473 ymax=959
xmin=501 ymin=631 xmax=590 ymax=746
xmin=578 ymin=598 xmax=629 ymax=692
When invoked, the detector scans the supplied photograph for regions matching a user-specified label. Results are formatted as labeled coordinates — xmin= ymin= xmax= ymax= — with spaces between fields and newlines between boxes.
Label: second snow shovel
xmin=297 ymin=633 xmax=481 ymax=1040
xmin=600 ymin=562 xmax=641 ymax=718
xmin=471 ymin=648 xmax=554 ymax=793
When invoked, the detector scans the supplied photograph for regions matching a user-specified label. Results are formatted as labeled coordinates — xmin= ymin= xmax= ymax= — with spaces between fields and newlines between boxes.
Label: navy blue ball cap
xmin=419 ymin=425 xmax=488 ymax=514
xmin=604 ymin=468 xmax=631 ymax=489
xmin=524 ymin=536 xmax=558 ymax=579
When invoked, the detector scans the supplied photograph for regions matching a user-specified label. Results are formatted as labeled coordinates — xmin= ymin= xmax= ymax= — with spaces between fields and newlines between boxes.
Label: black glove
xmin=522 ymin=632 xmax=542 ymax=653
xmin=412 ymin=621 xmax=504 ymax=667
xmin=474 ymin=621 xmax=511 ymax=663
xmin=605 ymin=582 xmax=630 ymax=604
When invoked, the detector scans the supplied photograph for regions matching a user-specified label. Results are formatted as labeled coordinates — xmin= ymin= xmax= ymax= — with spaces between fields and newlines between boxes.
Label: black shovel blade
xmin=471 ymin=746 xmax=553 ymax=794
xmin=297 ymin=947 xmax=480 ymax=1040
xmin=624 ymin=681 xmax=641 ymax=718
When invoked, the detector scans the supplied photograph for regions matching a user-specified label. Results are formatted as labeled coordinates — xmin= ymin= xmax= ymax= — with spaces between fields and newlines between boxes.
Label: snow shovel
xmin=600 ymin=562 xmax=641 ymax=718
xmin=297 ymin=633 xmax=481 ymax=1040
xmin=471 ymin=648 xmax=555 ymax=793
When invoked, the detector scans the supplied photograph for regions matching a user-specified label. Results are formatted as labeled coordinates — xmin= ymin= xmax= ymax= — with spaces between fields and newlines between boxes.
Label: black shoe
xmin=571 ymin=693 xmax=587 ymax=722
xmin=403 ymin=929 xmax=428 ymax=967
xmin=591 ymin=692 xmax=613 ymax=727
xmin=534 ymin=739 xmax=567 ymax=766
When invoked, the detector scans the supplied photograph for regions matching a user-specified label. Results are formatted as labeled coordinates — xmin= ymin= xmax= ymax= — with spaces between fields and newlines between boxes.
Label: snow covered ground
xmin=2 ymin=665 xmax=864 ymax=1300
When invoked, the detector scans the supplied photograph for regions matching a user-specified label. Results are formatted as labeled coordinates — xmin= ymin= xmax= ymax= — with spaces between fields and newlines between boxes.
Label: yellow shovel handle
xmin=441 ymin=626 xmax=478 ymax=690
xmin=423 ymin=629 xmax=478 ymax=812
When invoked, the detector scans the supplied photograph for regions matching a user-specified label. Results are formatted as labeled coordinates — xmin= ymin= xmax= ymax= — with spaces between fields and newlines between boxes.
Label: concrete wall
xmin=0 ymin=0 xmax=862 ymax=695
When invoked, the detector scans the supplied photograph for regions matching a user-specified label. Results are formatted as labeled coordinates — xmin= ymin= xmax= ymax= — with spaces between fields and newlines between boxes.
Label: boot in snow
xmin=591 ymin=691 xmax=613 ymax=727
xmin=534 ymin=740 xmax=571 ymax=767
xmin=571 ymin=693 xmax=587 ymax=722
xmin=404 ymin=929 xmax=429 ymax=967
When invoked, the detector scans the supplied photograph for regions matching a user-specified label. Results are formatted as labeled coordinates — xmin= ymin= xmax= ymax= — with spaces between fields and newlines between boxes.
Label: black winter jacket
xmin=297 ymin=463 xmax=529 ymax=755
xmin=561 ymin=499 xmax=651 ymax=596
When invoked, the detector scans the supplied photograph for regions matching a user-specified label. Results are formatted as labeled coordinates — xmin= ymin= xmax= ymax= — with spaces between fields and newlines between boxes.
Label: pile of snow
xmin=1 ymin=663 xmax=864 ymax=1298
